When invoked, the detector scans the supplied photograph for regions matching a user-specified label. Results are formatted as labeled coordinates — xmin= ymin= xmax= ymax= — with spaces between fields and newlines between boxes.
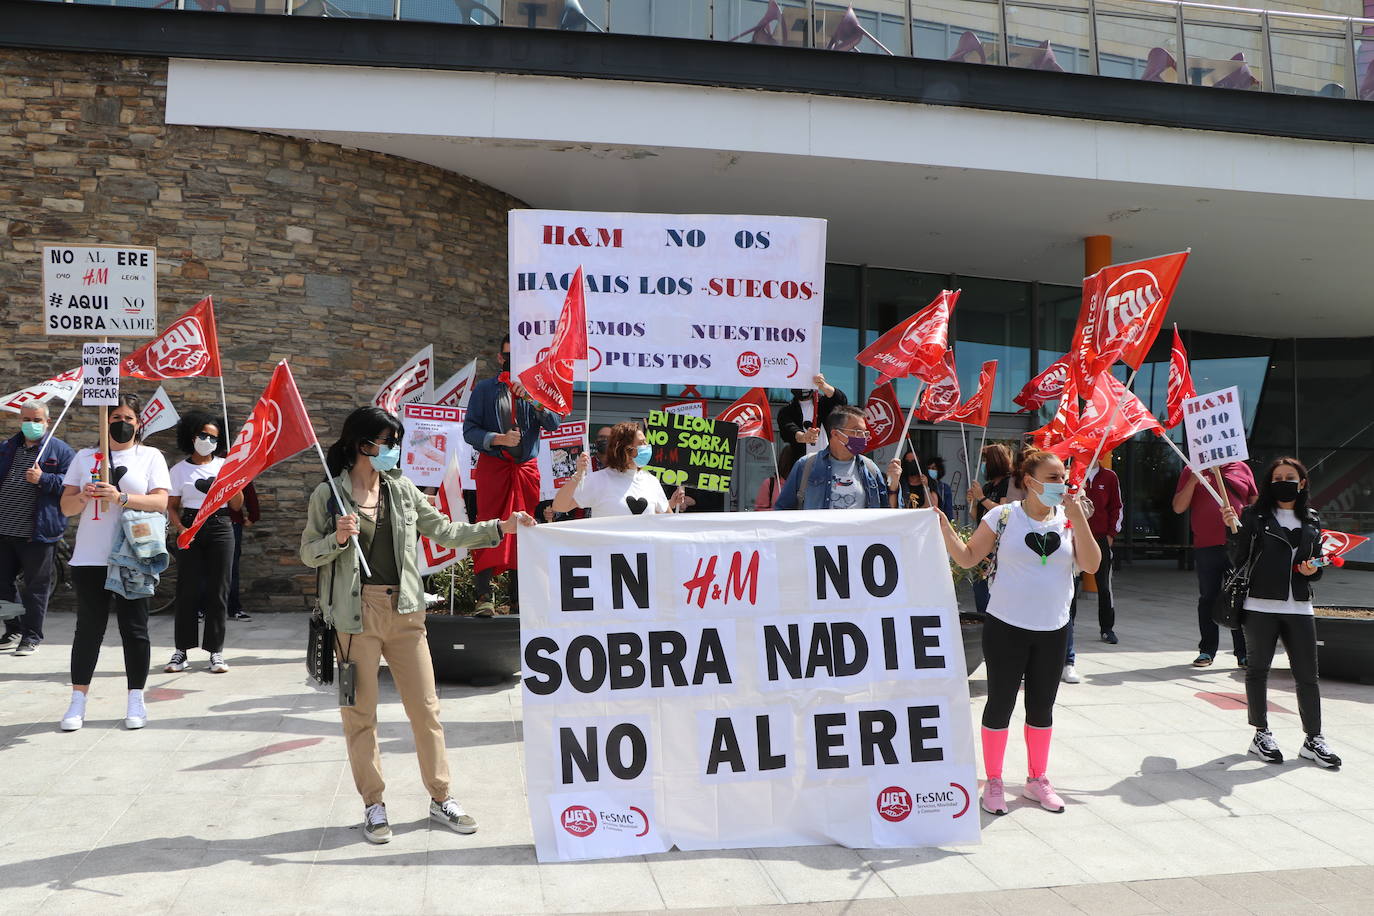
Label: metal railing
xmin=58 ymin=0 xmax=1374 ymax=101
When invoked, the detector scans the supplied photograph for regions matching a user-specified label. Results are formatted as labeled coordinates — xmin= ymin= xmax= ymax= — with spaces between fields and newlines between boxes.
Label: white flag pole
xmin=902 ymin=380 xmax=926 ymax=462
xmin=310 ymin=439 xmax=371 ymax=579
xmin=1157 ymin=432 xmax=1226 ymax=507
xmin=32 ymin=394 xmax=75 ymax=467
xmin=958 ymin=422 xmax=972 ymax=486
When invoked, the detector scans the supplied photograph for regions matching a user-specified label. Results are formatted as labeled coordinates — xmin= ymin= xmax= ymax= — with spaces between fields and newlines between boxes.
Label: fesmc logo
xmin=864 ymin=397 xmax=897 ymax=443
xmin=560 ymin=805 xmax=651 ymax=839
xmin=145 ymin=316 xmax=210 ymax=378
xmin=1091 ymin=269 xmax=1162 ymax=353
xmin=876 ymin=784 xmax=971 ymax=822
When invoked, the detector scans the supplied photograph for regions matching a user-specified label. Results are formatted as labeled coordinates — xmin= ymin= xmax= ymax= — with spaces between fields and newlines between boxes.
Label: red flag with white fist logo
xmin=122 ymin=296 xmax=223 ymax=380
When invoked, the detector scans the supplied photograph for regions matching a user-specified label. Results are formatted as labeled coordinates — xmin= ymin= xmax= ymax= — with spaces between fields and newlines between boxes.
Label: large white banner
xmin=519 ymin=510 xmax=979 ymax=863
xmin=509 ymin=211 xmax=826 ymax=387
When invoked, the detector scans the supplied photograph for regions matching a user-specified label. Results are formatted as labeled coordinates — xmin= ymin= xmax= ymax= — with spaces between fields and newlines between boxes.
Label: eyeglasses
xmin=366 ymin=437 xmax=400 ymax=449
xmin=835 ymin=428 xmax=868 ymax=438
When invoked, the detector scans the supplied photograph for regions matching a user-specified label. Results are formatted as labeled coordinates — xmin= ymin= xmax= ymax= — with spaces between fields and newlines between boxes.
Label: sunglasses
xmin=365 ymin=437 xmax=400 ymax=449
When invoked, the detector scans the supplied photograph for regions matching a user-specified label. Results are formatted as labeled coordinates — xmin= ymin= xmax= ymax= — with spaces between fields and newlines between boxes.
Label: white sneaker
xmin=1062 ymin=664 xmax=1081 ymax=684
xmin=60 ymin=691 xmax=87 ymax=731
xmin=125 ymin=689 xmax=147 ymax=730
xmin=208 ymin=653 xmax=229 ymax=674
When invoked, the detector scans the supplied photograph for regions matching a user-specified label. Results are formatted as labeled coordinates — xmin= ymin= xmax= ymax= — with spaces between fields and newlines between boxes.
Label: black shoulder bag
xmin=306 ymin=491 xmax=341 ymax=686
xmin=1212 ymin=519 xmax=1258 ymax=630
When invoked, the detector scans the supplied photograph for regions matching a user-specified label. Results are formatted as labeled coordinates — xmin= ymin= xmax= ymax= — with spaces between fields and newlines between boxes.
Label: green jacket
xmin=300 ymin=469 xmax=502 ymax=635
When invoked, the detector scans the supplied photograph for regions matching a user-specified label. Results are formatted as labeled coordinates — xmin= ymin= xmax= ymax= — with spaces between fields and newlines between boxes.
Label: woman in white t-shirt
xmin=939 ymin=449 xmax=1100 ymax=817
xmin=551 ymin=422 xmax=689 ymax=518
xmin=57 ymin=394 xmax=171 ymax=732
xmin=164 ymin=410 xmax=243 ymax=676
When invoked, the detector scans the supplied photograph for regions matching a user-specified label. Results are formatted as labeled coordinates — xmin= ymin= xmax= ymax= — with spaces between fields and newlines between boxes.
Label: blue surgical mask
xmin=21 ymin=421 xmax=45 ymax=441
xmin=927 ymin=469 xmax=939 ymax=481
xmin=633 ymin=444 xmax=654 ymax=467
xmin=1037 ymin=481 xmax=1067 ymax=507
xmin=369 ymin=445 xmax=401 ymax=472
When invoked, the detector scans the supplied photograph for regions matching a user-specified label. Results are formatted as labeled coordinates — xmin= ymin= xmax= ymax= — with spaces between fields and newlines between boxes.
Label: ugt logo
xmin=146 ymin=316 xmax=210 ymax=378
xmin=560 ymin=805 xmax=597 ymax=837
xmin=876 ymin=787 xmax=912 ymax=823
xmin=682 ymin=550 xmax=761 ymax=609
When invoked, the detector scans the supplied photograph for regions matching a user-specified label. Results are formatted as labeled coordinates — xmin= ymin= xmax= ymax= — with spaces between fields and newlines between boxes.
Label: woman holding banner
xmin=1221 ymin=458 xmax=1341 ymax=768
xmin=57 ymin=394 xmax=171 ymax=731
xmin=165 ymin=410 xmax=242 ymax=675
xmin=301 ymin=406 xmax=535 ymax=845
xmin=552 ymin=421 xmax=690 ymax=517
xmin=938 ymin=450 xmax=1100 ymax=815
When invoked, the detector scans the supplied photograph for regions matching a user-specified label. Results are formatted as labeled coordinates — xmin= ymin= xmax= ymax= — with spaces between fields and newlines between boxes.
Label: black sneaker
xmin=1299 ymin=735 xmax=1342 ymax=769
xmin=363 ymin=803 xmax=392 ymax=844
xmin=1101 ymin=630 xmax=1118 ymax=645
xmin=1249 ymin=728 xmax=1283 ymax=763
xmin=231 ymin=610 xmax=251 ymax=621
xmin=14 ymin=641 xmax=36 ymax=656
xmin=0 ymin=632 xmax=19 ymax=650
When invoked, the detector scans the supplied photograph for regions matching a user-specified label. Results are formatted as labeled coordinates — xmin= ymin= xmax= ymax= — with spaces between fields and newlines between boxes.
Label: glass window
xmin=609 ymin=0 xmax=710 ymax=39
xmin=950 ymin=275 xmax=1031 ymax=415
xmin=914 ymin=0 xmax=1004 ymax=64
xmin=714 ymin=0 xmax=810 ymax=47
xmin=864 ymin=268 xmax=952 ymax=408
xmin=404 ymin=0 xmax=500 ymax=23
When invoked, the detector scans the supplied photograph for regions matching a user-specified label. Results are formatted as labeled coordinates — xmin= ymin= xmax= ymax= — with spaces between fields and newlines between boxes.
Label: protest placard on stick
xmin=642 ymin=409 xmax=739 ymax=494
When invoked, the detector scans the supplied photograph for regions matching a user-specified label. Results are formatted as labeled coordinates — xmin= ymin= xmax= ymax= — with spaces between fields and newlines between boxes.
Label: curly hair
xmin=604 ymin=421 xmax=644 ymax=472
xmin=175 ymin=409 xmax=229 ymax=457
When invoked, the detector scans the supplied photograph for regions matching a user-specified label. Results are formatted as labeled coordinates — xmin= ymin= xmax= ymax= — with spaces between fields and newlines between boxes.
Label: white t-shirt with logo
xmin=573 ymin=468 xmax=670 ymax=517
xmin=828 ymin=458 xmax=864 ymax=510
xmin=982 ymin=501 xmax=1076 ymax=631
xmin=168 ymin=456 xmax=226 ymax=512
xmin=63 ymin=445 xmax=172 ymax=567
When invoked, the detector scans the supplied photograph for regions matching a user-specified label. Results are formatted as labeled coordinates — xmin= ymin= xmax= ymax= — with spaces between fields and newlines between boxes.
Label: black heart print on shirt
xmin=625 ymin=496 xmax=649 ymax=515
xmin=195 ymin=477 xmax=216 ymax=494
xmin=110 ymin=464 xmax=128 ymax=489
xmin=1025 ymin=531 xmax=1061 ymax=558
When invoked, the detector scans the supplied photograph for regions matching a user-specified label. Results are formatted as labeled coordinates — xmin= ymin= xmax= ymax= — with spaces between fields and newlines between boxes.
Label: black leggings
xmin=71 ymin=565 xmax=150 ymax=689
xmin=982 ymin=613 xmax=1069 ymax=729
xmin=175 ymin=513 xmax=234 ymax=653
xmin=1243 ymin=612 xmax=1321 ymax=735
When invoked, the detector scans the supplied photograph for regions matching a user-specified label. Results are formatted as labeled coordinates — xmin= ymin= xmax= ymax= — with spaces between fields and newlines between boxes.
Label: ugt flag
xmin=1165 ymin=326 xmax=1196 ymax=430
xmin=1029 ymin=374 xmax=1079 ymax=449
xmin=916 ymin=352 xmax=961 ymax=423
xmin=861 ymin=382 xmax=905 ymax=450
xmin=374 ymin=345 xmax=435 ymax=414
xmin=122 ymin=296 xmax=222 ymax=380
xmin=1320 ymin=530 xmax=1370 ymax=562
xmin=857 ymin=290 xmax=958 ymax=386
xmin=1014 ymin=355 xmax=1070 ymax=413
xmin=519 ymin=266 xmax=588 ymax=416
xmin=1070 ymin=251 xmax=1189 ymax=392
xmin=717 ymin=388 xmax=773 ymax=441
xmin=0 ymin=366 xmax=81 ymax=413
xmin=1048 ymin=373 xmax=1162 ymax=484
xmin=948 ymin=360 xmax=998 ymax=427
xmin=179 ymin=361 xmax=316 ymax=548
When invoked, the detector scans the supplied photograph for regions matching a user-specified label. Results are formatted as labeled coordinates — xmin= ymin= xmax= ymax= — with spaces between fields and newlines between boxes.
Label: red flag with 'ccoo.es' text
xmin=1014 ymin=354 xmax=1071 ymax=413
xmin=856 ymin=290 xmax=959 ymax=386
xmin=861 ymin=382 xmax=905 ymax=450
xmin=122 ymin=296 xmax=222 ymax=380
xmin=1069 ymin=251 xmax=1189 ymax=393
xmin=916 ymin=351 xmax=961 ymax=423
xmin=1165 ymin=325 xmax=1196 ymax=430
xmin=948 ymin=360 xmax=998 ymax=427
xmin=179 ymin=361 xmax=317 ymax=549
xmin=519 ymin=266 xmax=588 ymax=416
xmin=717 ymin=388 xmax=773 ymax=441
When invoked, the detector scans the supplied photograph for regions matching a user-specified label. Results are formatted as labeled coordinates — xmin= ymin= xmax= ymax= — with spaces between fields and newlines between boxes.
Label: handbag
xmin=306 ymin=566 xmax=335 ymax=685
xmin=1212 ymin=525 xmax=1258 ymax=630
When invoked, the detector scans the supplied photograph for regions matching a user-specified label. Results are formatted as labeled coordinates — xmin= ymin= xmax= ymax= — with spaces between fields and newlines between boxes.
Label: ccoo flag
xmin=374 ymin=345 xmax=435 ymax=414
xmin=433 ymin=358 xmax=478 ymax=409
xmin=717 ymin=388 xmax=773 ymax=441
xmin=856 ymin=290 xmax=959 ymax=386
xmin=1165 ymin=325 xmax=1196 ymax=430
xmin=519 ymin=266 xmax=589 ymax=416
xmin=1069 ymin=251 xmax=1189 ymax=392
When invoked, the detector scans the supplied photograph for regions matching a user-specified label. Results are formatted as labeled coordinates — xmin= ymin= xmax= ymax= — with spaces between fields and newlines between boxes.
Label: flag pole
xmin=310 ymin=439 xmax=371 ymax=579
xmin=32 ymin=394 xmax=75 ymax=467
xmin=902 ymin=380 xmax=926 ymax=462
xmin=1081 ymin=366 xmax=1141 ymax=477
xmin=1156 ymin=431 xmax=1226 ymax=507
xmin=958 ymin=422 xmax=971 ymax=487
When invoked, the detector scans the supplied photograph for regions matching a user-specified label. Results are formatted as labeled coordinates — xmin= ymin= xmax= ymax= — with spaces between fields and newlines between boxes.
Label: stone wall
xmin=0 ymin=48 xmax=522 ymax=610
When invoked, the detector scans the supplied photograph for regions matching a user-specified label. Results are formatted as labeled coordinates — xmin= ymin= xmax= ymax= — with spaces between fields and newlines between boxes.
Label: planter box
xmin=426 ymin=614 xmax=521 ymax=686
xmin=1314 ymin=607 xmax=1374 ymax=685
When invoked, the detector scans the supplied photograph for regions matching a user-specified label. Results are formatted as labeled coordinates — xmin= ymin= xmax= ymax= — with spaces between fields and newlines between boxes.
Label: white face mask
xmin=193 ymin=437 xmax=218 ymax=457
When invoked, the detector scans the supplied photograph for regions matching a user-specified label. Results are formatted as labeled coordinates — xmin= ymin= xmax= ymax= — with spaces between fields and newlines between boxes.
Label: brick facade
xmin=0 ymin=49 xmax=522 ymax=610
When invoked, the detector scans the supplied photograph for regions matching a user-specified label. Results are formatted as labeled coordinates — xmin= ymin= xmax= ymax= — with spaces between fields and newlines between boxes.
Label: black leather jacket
xmin=1227 ymin=504 xmax=1322 ymax=602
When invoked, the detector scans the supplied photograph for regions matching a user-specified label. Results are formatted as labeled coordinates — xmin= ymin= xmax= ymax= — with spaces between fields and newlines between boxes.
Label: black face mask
xmin=791 ymin=389 xmax=810 ymax=400
xmin=1271 ymin=480 xmax=1301 ymax=503
xmin=500 ymin=355 xmax=511 ymax=373
xmin=593 ymin=440 xmax=607 ymax=455
xmin=109 ymin=421 xmax=136 ymax=444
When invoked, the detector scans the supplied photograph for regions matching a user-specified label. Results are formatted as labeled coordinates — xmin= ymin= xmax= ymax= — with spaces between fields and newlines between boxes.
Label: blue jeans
xmin=1196 ymin=545 xmax=1247 ymax=659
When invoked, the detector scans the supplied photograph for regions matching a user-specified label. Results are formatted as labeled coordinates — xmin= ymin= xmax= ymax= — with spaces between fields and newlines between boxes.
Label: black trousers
xmin=175 ymin=513 xmax=234 ymax=653
xmin=475 ymin=568 xmax=520 ymax=609
xmin=1196 ymin=546 xmax=1247 ymax=658
xmin=1093 ymin=536 xmax=1115 ymax=632
xmin=0 ymin=535 xmax=56 ymax=644
xmin=1243 ymin=612 xmax=1321 ymax=736
xmin=71 ymin=565 xmax=150 ymax=689
xmin=982 ymin=613 xmax=1070 ymax=730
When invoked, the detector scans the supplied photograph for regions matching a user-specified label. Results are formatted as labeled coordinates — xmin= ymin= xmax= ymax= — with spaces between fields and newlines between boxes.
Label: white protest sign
xmin=43 ymin=244 xmax=157 ymax=337
xmin=509 ymin=211 xmax=826 ymax=387
xmin=1183 ymin=386 xmax=1248 ymax=471
xmin=139 ymin=385 xmax=180 ymax=437
xmin=401 ymin=402 xmax=463 ymax=489
xmin=663 ymin=400 xmax=707 ymax=419
xmin=81 ymin=343 xmax=121 ymax=406
xmin=519 ymin=510 xmax=979 ymax=863
xmin=538 ymin=420 xmax=588 ymax=500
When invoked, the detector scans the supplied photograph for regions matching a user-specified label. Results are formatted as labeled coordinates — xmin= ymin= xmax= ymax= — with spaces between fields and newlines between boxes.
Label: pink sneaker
xmin=1023 ymin=777 xmax=1065 ymax=813
xmin=981 ymin=777 xmax=1008 ymax=815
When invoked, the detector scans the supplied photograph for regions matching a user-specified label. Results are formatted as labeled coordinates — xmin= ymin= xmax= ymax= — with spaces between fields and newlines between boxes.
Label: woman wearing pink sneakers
xmin=939 ymin=449 xmax=1100 ymax=815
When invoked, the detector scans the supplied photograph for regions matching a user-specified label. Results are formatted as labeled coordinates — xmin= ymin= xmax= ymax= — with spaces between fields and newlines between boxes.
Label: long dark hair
xmin=175 ymin=409 xmax=228 ymax=457
xmin=111 ymin=393 xmax=144 ymax=442
xmin=325 ymin=407 xmax=404 ymax=477
xmin=1257 ymin=456 xmax=1311 ymax=515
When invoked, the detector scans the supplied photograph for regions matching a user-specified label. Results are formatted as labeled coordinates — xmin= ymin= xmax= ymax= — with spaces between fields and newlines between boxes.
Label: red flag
xmin=418 ymin=454 xmax=469 ymax=575
xmin=1048 ymin=373 xmax=1162 ymax=483
xmin=948 ymin=360 xmax=998 ymax=427
xmin=856 ymin=290 xmax=959 ymax=385
xmin=1320 ymin=529 xmax=1370 ymax=561
xmin=861 ymin=382 xmax=905 ymax=450
xmin=1165 ymin=326 xmax=1196 ymax=430
xmin=916 ymin=352 xmax=961 ymax=422
xmin=1029 ymin=374 xmax=1079 ymax=449
xmin=518 ymin=267 xmax=588 ymax=416
xmin=1070 ymin=251 xmax=1189 ymax=392
xmin=717 ymin=388 xmax=773 ymax=441
xmin=1014 ymin=355 xmax=1071 ymax=412
xmin=121 ymin=296 xmax=222 ymax=380
xmin=178 ymin=361 xmax=316 ymax=548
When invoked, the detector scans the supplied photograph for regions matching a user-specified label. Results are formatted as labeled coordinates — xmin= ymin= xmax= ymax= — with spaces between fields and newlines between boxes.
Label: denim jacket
xmin=105 ymin=510 xmax=169 ymax=599
xmin=773 ymin=450 xmax=889 ymax=510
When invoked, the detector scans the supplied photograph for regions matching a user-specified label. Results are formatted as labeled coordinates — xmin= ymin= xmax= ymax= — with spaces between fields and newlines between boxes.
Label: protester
xmin=57 ymin=394 xmax=171 ymax=731
xmin=892 ymin=453 xmax=934 ymax=509
xmin=165 ymin=410 xmax=242 ymax=675
xmin=1064 ymin=461 xmax=1124 ymax=683
xmin=925 ymin=456 xmax=956 ymax=516
xmin=590 ymin=425 xmax=613 ymax=471
xmin=0 ymin=400 xmax=74 ymax=655
xmin=1221 ymin=457 xmax=1340 ymax=768
xmin=1173 ymin=460 xmax=1256 ymax=668
xmin=777 ymin=374 xmax=847 ymax=468
xmin=462 ymin=336 xmax=559 ymax=616
xmin=226 ymin=481 xmax=259 ymax=620
xmin=968 ymin=443 xmax=1018 ymax=613
xmin=753 ymin=448 xmax=797 ymax=511
xmin=938 ymin=449 xmax=1101 ymax=815
xmin=301 ymin=406 xmax=535 ymax=844
xmin=552 ymin=422 xmax=690 ymax=517
xmin=774 ymin=405 xmax=900 ymax=510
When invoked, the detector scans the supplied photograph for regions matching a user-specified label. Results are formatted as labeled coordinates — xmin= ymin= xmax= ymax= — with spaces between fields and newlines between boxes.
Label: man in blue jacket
xmin=774 ymin=404 xmax=901 ymax=511
xmin=462 ymin=336 xmax=560 ymax=615
xmin=0 ymin=400 xmax=75 ymax=654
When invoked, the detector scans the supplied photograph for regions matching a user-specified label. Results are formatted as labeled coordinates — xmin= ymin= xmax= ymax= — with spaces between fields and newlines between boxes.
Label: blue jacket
xmin=0 ymin=432 xmax=75 ymax=543
xmin=774 ymin=449 xmax=889 ymax=510
xmin=105 ymin=509 xmax=169 ymax=599
xmin=462 ymin=376 xmax=560 ymax=464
